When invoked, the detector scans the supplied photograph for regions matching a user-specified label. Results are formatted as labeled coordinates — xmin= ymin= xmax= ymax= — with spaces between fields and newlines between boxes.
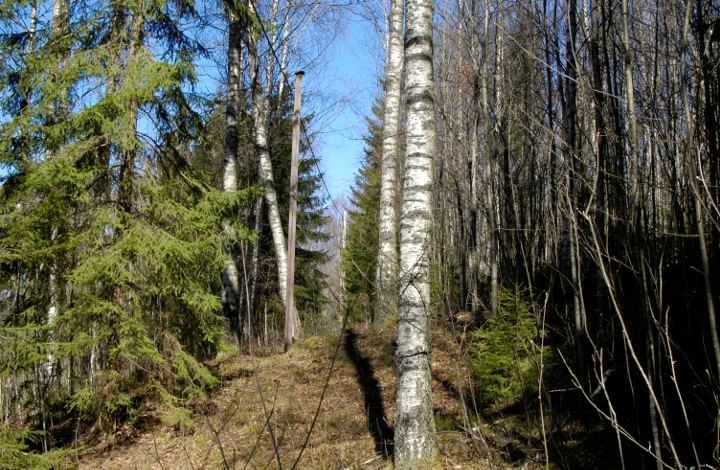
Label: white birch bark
xmin=44 ymin=0 xmax=69 ymax=383
xmin=248 ymin=2 xmax=300 ymax=336
xmin=251 ymin=54 xmax=289 ymax=312
xmin=394 ymin=0 xmax=438 ymax=465
xmin=374 ymin=0 xmax=404 ymax=327
xmin=222 ymin=9 xmax=243 ymax=341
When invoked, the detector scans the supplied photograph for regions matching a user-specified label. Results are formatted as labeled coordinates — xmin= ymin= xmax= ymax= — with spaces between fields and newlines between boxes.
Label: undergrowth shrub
xmin=469 ymin=284 xmax=552 ymax=409
xmin=0 ymin=426 xmax=75 ymax=469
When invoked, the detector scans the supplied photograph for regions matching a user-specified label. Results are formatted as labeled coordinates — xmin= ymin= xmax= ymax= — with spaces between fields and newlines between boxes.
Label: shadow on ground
xmin=344 ymin=329 xmax=394 ymax=459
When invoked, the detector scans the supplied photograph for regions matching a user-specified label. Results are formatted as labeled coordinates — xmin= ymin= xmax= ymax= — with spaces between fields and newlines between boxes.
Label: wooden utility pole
xmin=284 ymin=71 xmax=304 ymax=353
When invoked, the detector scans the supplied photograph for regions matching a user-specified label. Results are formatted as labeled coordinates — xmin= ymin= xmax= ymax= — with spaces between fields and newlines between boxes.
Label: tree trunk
xmin=680 ymin=0 xmax=720 ymax=385
xmin=480 ymin=1 xmax=499 ymax=318
xmin=44 ymin=0 xmax=69 ymax=385
xmin=222 ymin=7 xmax=243 ymax=344
xmin=248 ymin=1 xmax=300 ymax=338
xmin=563 ymin=0 xmax=586 ymax=380
xmin=249 ymin=197 xmax=263 ymax=344
xmin=284 ymin=71 xmax=303 ymax=352
xmin=374 ymin=0 xmax=403 ymax=327
xmin=394 ymin=0 xmax=438 ymax=465
xmin=117 ymin=5 xmax=144 ymax=215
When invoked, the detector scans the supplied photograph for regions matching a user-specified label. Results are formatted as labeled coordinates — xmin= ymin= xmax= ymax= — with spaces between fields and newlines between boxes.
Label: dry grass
xmin=75 ymin=325 xmax=556 ymax=469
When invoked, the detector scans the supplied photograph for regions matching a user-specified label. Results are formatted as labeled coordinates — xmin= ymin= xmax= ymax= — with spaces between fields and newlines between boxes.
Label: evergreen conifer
xmin=342 ymin=101 xmax=382 ymax=323
xmin=0 ymin=0 xmax=251 ymax=447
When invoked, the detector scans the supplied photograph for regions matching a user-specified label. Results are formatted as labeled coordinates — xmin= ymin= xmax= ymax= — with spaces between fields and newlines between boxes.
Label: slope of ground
xmin=73 ymin=324 xmax=492 ymax=469
xmin=74 ymin=324 xmax=599 ymax=470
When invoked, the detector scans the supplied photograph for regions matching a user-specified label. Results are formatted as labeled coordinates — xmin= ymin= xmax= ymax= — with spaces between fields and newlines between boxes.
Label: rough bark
xmin=374 ymin=0 xmax=404 ymax=327
xmin=394 ymin=0 xmax=438 ymax=465
xmin=222 ymin=9 xmax=243 ymax=343
xmin=563 ymin=0 xmax=585 ymax=380
xmin=480 ymin=3 xmax=499 ymax=319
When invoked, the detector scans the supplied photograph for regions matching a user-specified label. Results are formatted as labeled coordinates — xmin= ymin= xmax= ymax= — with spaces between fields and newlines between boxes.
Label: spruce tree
xmin=343 ymin=102 xmax=383 ymax=323
xmin=196 ymin=85 xmax=330 ymax=344
xmin=0 ymin=0 xmax=252 ymax=444
xmin=294 ymin=153 xmax=330 ymax=324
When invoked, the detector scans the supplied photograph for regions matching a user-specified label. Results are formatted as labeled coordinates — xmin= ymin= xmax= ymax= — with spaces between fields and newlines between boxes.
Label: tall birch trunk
xmin=222 ymin=9 xmax=243 ymax=343
xmin=248 ymin=2 xmax=299 ymax=337
xmin=44 ymin=0 xmax=69 ymax=384
xmin=374 ymin=0 xmax=404 ymax=327
xmin=394 ymin=0 xmax=438 ymax=465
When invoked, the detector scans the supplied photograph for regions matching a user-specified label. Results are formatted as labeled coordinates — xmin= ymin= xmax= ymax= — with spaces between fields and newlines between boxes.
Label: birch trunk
xmin=248 ymin=2 xmax=300 ymax=337
xmin=374 ymin=0 xmax=404 ymax=327
xmin=222 ymin=9 xmax=243 ymax=343
xmin=394 ymin=0 xmax=438 ymax=465
xmin=44 ymin=0 xmax=69 ymax=384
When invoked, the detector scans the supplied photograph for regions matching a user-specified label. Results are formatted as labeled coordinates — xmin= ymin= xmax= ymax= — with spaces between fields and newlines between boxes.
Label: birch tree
xmin=394 ymin=0 xmax=438 ymax=465
xmin=43 ymin=0 xmax=69 ymax=385
xmin=248 ymin=0 xmax=294 ymax=333
xmin=222 ymin=3 xmax=244 ymax=342
xmin=374 ymin=0 xmax=404 ymax=327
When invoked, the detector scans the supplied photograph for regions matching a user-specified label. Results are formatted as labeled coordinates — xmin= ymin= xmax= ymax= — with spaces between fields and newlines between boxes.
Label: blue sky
xmin=310 ymin=13 xmax=384 ymax=202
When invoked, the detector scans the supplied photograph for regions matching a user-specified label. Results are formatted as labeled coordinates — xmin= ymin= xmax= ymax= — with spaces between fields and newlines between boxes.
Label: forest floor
xmin=72 ymin=324 xmax=612 ymax=469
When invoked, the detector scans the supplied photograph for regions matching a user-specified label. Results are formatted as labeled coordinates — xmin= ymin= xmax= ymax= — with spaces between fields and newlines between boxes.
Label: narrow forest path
xmin=76 ymin=326 xmax=491 ymax=469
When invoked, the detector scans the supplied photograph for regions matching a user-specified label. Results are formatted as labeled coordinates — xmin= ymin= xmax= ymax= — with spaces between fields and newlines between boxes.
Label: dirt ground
xmin=75 ymin=325 xmax=557 ymax=469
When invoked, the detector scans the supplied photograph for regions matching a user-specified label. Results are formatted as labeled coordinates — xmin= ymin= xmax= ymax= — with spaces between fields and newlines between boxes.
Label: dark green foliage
xmin=0 ymin=426 xmax=76 ymax=469
xmin=294 ymin=154 xmax=330 ymax=320
xmin=0 ymin=0 xmax=253 ymax=452
xmin=179 ymin=81 xmax=331 ymax=342
xmin=0 ymin=1 xmax=331 ymax=466
xmin=342 ymin=101 xmax=382 ymax=323
xmin=469 ymin=285 xmax=552 ymax=408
